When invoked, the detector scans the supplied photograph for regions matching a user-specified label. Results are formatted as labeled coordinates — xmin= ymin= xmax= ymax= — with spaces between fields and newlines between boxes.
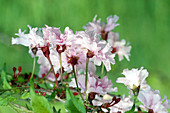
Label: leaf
xmin=53 ymin=106 xmax=58 ymax=113
xmin=38 ymin=82 xmax=53 ymax=89
xmin=0 ymin=96 xmax=16 ymax=106
xmin=9 ymin=103 xmax=33 ymax=113
xmin=20 ymin=92 xmax=30 ymax=99
xmin=1 ymin=70 xmax=12 ymax=89
xmin=51 ymin=101 xmax=67 ymax=113
xmin=29 ymin=75 xmax=53 ymax=113
xmin=30 ymin=94 xmax=53 ymax=113
xmin=46 ymin=90 xmax=57 ymax=101
xmin=65 ymin=87 xmax=86 ymax=113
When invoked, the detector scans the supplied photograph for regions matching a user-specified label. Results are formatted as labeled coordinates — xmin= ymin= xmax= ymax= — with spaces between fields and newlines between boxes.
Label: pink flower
xmin=108 ymin=32 xmax=131 ymax=61
xmin=138 ymin=89 xmax=169 ymax=113
xmin=37 ymin=49 xmax=72 ymax=81
xmin=84 ymin=15 xmax=119 ymax=40
xmin=42 ymin=25 xmax=62 ymax=46
xmin=73 ymin=31 xmax=115 ymax=72
xmin=84 ymin=15 xmax=119 ymax=35
xmin=69 ymin=73 xmax=117 ymax=95
xmin=90 ymin=41 xmax=115 ymax=72
xmin=116 ymin=67 xmax=148 ymax=90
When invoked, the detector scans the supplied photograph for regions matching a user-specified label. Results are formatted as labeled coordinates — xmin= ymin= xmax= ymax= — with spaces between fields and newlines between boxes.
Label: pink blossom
xmin=42 ymin=25 xmax=62 ymax=46
xmin=69 ymin=73 xmax=117 ymax=95
xmin=37 ymin=49 xmax=72 ymax=81
xmin=90 ymin=41 xmax=115 ymax=72
xmin=138 ymin=89 xmax=169 ymax=113
xmin=84 ymin=15 xmax=119 ymax=36
xmin=108 ymin=32 xmax=131 ymax=61
xmin=73 ymin=31 xmax=115 ymax=72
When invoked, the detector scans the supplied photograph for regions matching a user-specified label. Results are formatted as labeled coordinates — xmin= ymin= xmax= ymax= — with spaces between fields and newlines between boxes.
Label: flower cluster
xmin=11 ymin=15 xmax=169 ymax=113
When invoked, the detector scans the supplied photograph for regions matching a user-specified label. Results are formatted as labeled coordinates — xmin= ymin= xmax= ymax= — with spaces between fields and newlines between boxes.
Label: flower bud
xmin=87 ymin=50 xmax=94 ymax=58
xmin=56 ymin=44 xmax=66 ymax=54
xmin=18 ymin=66 xmax=22 ymax=73
xmin=31 ymin=47 xmax=38 ymax=55
xmin=40 ymin=46 xmax=50 ymax=58
xmin=111 ymin=47 xmax=117 ymax=53
xmin=68 ymin=56 xmax=79 ymax=66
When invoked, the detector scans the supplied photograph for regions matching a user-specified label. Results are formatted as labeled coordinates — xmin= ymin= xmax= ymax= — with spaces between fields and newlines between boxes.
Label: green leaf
xmin=0 ymin=96 xmax=16 ymax=106
xmin=51 ymin=101 xmax=67 ymax=113
xmin=20 ymin=92 xmax=30 ymax=99
xmin=29 ymin=75 xmax=53 ymax=113
xmin=9 ymin=103 xmax=33 ymax=113
xmin=46 ymin=90 xmax=57 ymax=101
xmin=53 ymin=106 xmax=58 ymax=113
xmin=30 ymin=94 xmax=53 ymax=113
xmin=38 ymin=82 xmax=53 ymax=89
xmin=1 ymin=70 xmax=12 ymax=89
xmin=65 ymin=87 xmax=86 ymax=113
xmin=6 ymin=74 xmax=13 ymax=82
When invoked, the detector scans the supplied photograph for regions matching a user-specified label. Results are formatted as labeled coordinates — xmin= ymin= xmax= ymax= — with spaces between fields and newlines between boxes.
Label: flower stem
xmin=72 ymin=65 xmax=84 ymax=101
xmin=59 ymin=53 xmax=63 ymax=84
xmin=38 ymin=67 xmax=52 ymax=83
xmin=30 ymin=56 xmax=36 ymax=80
xmin=47 ymin=57 xmax=58 ymax=87
xmin=85 ymin=58 xmax=89 ymax=103
xmin=101 ymin=63 xmax=104 ymax=75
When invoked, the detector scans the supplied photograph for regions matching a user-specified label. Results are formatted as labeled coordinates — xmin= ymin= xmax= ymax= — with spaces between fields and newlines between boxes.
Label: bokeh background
xmin=0 ymin=0 xmax=170 ymax=106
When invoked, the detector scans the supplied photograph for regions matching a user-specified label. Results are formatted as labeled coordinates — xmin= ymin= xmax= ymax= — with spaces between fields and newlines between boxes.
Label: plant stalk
xmin=47 ymin=57 xmax=58 ymax=87
xmin=59 ymin=53 xmax=63 ymax=84
xmin=101 ymin=63 xmax=104 ymax=75
xmin=72 ymin=66 xmax=84 ymax=101
xmin=30 ymin=56 xmax=36 ymax=80
xmin=85 ymin=58 xmax=89 ymax=103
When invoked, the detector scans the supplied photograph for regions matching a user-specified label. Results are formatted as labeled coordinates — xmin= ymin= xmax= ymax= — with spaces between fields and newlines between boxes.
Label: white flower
xmin=116 ymin=67 xmax=148 ymax=90
xmin=12 ymin=25 xmax=44 ymax=51
xmin=109 ymin=95 xmax=133 ymax=113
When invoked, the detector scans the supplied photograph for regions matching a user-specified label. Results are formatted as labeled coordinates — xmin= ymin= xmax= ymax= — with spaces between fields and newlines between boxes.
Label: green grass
xmin=0 ymin=0 xmax=170 ymax=112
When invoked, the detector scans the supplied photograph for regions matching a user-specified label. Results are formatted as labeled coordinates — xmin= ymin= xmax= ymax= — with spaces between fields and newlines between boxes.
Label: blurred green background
xmin=0 ymin=0 xmax=170 ymax=106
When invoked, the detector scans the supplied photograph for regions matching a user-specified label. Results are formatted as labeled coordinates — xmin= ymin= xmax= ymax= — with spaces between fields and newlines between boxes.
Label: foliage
xmin=65 ymin=87 xmax=86 ymax=113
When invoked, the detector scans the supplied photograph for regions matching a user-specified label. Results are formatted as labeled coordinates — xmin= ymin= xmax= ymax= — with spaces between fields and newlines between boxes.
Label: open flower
xmin=69 ymin=73 xmax=117 ymax=95
xmin=75 ymin=31 xmax=115 ymax=72
xmin=90 ymin=41 xmax=115 ymax=72
xmin=84 ymin=15 xmax=119 ymax=40
xmin=12 ymin=25 xmax=44 ymax=54
xmin=109 ymin=95 xmax=133 ymax=113
xmin=116 ymin=67 xmax=148 ymax=90
xmin=108 ymin=32 xmax=131 ymax=61
xmin=138 ymin=89 xmax=169 ymax=113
